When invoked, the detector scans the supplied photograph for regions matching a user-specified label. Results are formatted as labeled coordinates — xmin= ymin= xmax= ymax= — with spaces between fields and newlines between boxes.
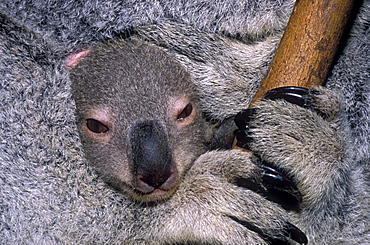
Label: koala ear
xmin=65 ymin=49 xmax=91 ymax=70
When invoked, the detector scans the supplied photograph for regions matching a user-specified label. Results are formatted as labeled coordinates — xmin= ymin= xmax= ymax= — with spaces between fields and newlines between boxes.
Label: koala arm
xmin=136 ymin=150 xmax=307 ymax=245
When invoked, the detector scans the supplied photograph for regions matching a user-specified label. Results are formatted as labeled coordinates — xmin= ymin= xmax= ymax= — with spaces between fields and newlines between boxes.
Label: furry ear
xmin=65 ymin=49 xmax=91 ymax=69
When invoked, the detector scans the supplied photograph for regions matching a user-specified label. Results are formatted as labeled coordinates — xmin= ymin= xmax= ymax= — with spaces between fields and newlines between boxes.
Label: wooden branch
xmin=233 ymin=0 xmax=354 ymax=150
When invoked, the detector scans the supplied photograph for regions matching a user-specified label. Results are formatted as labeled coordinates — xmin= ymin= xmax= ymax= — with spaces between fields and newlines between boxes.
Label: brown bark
xmin=233 ymin=0 xmax=354 ymax=150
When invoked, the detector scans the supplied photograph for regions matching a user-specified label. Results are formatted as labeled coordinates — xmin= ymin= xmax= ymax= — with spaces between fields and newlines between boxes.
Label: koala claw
xmin=235 ymin=108 xmax=259 ymax=129
xmin=261 ymin=165 xmax=302 ymax=210
xmin=265 ymin=222 xmax=308 ymax=245
xmin=283 ymin=222 xmax=308 ymax=245
xmin=234 ymin=108 xmax=257 ymax=149
xmin=263 ymin=86 xmax=311 ymax=108
xmin=235 ymin=161 xmax=302 ymax=210
xmin=234 ymin=128 xmax=253 ymax=150
xmin=228 ymin=215 xmax=307 ymax=245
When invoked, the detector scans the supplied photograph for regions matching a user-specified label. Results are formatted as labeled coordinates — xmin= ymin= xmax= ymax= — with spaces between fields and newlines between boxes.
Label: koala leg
xmin=235 ymin=86 xmax=353 ymax=242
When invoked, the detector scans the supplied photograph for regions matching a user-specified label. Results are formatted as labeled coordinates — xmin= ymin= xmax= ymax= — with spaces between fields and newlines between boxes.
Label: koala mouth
xmin=135 ymin=188 xmax=177 ymax=202
xmin=132 ymin=168 xmax=180 ymax=202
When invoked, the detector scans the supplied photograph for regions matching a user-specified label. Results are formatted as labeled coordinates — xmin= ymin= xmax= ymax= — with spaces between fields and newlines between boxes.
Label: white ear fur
xmin=65 ymin=49 xmax=91 ymax=70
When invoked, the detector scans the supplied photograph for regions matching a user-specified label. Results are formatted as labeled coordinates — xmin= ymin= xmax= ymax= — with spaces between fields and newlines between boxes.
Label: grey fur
xmin=1 ymin=0 xmax=369 ymax=244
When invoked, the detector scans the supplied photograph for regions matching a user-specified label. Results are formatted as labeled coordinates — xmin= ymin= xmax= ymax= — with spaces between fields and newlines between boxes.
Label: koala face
xmin=69 ymin=39 xmax=211 ymax=202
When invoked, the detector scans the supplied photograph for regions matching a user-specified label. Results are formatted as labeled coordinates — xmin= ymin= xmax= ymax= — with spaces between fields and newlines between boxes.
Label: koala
xmin=1 ymin=0 xmax=369 ymax=244
xmin=67 ymin=37 xmax=308 ymax=243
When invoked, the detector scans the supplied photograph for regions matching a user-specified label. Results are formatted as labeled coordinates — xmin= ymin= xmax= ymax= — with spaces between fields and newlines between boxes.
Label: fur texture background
xmin=1 ymin=0 xmax=369 ymax=244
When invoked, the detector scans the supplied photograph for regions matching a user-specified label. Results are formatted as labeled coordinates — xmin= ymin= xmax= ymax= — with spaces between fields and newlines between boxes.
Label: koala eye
xmin=172 ymin=98 xmax=197 ymax=127
xmin=86 ymin=119 xmax=109 ymax=133
xmin=177 ymin=103 xmax=193 ymax=121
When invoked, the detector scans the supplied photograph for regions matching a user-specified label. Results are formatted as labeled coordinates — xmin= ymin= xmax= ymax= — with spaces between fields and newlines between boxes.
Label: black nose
xmin=130 ymin=120 xmax=175 ymax=189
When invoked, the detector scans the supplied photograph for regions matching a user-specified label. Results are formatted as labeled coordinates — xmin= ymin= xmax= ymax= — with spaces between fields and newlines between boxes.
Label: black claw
xmin=234 ymin=161 xmax=302 ymax=210
xmin=227 ymin=215 xmax=288 ymax=245
xmin=227 ymin=216 xmax=308 ymax=245
xmin=262 ymin=165 xmax=283 ymax=177
xmin=234 ymin=128 xmax=253 ymax=143
xmin=260 ymin=164 xmax=302 ymax=211
xmin=233 ymin=155 xmax=303 ymax=210
xmin=234 ymin=129 xmax=253 ymax=150
xmin=264 ymin=86 xmax=311 ymax=108
xmin=235 ymin=108 xmax=259 ymax=129
xmin=234 ymin=110 xmax=256 ymax=150
xmin=284 ymin=222 xmax=308 ymax=245
xmin=262 ymin=165 xmax=302 ymax=203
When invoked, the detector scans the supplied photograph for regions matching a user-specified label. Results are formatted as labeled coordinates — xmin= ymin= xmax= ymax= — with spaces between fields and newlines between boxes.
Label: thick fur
xmin=1 ymin=0 xmax=369 ymax=244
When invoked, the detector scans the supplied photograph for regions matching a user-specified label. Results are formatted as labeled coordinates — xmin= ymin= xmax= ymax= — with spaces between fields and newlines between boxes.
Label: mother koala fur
xmin=1 ymin=0 xmax=369 ymax=244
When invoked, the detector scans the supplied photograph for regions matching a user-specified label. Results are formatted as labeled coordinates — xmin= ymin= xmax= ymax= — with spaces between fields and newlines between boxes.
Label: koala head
xmin=67 ymin=39 xmax=211 ymax=202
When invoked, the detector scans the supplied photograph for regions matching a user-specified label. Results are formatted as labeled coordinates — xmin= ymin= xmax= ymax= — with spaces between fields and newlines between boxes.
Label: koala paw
xmin=234 ymin=86 xmax=346 ymax=209
xmin=160 ymin=150 xmax=308 ymax=245
xmin=263 ymin=86 xmax=341 ymax=121
xmin=234 ymin=86 xmax=341 ymax=136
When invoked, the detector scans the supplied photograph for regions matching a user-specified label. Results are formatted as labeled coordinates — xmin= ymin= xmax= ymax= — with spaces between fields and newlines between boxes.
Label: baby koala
xmin=67 ymin=37 xmax=308 ymax=244
xmin=67 ymin=38 xmax=212 ymax=202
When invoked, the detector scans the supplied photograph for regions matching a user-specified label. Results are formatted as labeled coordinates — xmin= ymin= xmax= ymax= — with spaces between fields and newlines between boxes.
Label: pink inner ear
xmin=65 ymin=49 xmax=91 ymax=70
